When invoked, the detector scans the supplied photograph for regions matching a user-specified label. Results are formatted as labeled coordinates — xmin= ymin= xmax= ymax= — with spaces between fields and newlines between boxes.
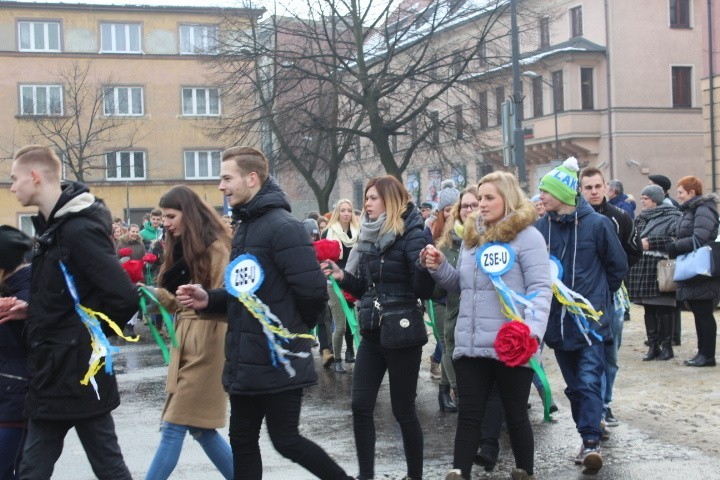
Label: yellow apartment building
xmin=0 ymin=0 xmax=262 ymax=232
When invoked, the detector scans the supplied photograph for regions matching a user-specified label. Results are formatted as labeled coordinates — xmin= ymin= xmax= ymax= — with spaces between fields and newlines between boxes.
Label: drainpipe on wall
xmin=604 ymin=0 xmax=614 ymax=179
xmin=709 ymin=0 xmax=717 ymax=192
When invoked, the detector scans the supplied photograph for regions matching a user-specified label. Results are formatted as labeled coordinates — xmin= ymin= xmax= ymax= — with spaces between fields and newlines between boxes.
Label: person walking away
xmin=323 ymin=175 xmax=435 ymax=480
xmin=423 ymin=172 xmax=552 ymax=480
xmin=0 ymin=226 xmax=33 ymax=480
xmin=626 ymin=185 xmax=680 ymax=362
xmin=536 ymin=157 xmax=628 ymax=471
xmin=664 ymin=176 xmax=719 ymax=367
xmin=144 ymin=186 xmax=233 ymax=479
xmin=175 ymin=147 xmax=353 ymax=479
xmin=8 ymin=145 xmax=138 ymax=479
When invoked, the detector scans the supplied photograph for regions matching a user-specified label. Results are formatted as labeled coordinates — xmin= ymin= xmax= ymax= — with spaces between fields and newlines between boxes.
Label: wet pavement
xmin=49 ymin=321 xmax=720 ymax=480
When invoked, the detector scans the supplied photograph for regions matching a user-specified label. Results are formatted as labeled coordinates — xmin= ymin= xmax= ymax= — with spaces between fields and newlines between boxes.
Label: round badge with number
xmin=476 ymin=242 xmax=515 ymax=277
xmin=549 ymin=255 xmax=563 ymax=281
xmin=225 ymin=254 xmax=264 ymax=296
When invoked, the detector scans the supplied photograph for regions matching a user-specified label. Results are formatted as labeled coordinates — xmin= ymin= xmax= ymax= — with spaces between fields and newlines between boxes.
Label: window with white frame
xmin=184 ymin=150 xmax=221 ymax=179
xmin=180 ymin=24 xmax=218 ymax=54
xmin=182 ymin=88 xmax=220 ymax=116
xmin=104 ymin=86 xmax=144 ymax=116
xmin=100 ymin=23 xmax=141 ymax=53
xmin=18 ymin=21 xmax=61 ymax=51
xmin=106 ymin=151 xmax=146 ymax=180
xmin=20 ymin=85 xmax=63 ymax=116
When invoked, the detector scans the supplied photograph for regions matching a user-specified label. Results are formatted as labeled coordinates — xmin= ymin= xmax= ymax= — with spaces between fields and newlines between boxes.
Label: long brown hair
xmin=364 ymin=176 xmax=410 ymax=235
xmin=157 ymin=185 xmax=231 ymax=289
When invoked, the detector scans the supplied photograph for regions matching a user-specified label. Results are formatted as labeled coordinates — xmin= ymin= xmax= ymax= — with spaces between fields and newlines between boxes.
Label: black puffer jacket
xmin=0 ymin=265 xmax=31 ymax=424
xmin=207 ymin=178 xmax=327 ymax=395
xmin=339 ymin=203 xmax=435 ymax=342
xmin=26 ymin=182 xmax=138 ymax=420
xmin=666 ymin=195 xmax=720 ymax=302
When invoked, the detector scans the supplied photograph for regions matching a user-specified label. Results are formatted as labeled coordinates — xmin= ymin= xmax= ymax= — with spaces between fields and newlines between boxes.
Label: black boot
xmin=673 ymin=307 xmax=682 ymax=346
xmin=643 ymin=343 xmax=660 ymax=361
xmin=658 ymin=310 xmax=674 ymax=360
xmin=643 ymin=309 xmax=659 ymax=361
xmin=439 ymin=384 xmax=457 ymax=412
xmin=333 ymin=359 xmax=346 ymax=373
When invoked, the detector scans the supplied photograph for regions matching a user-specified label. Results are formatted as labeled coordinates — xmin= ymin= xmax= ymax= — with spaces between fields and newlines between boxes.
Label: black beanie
xmin=648 ymin=174 xmax=672 ymax=193
xmin=0 ymin=225 xmax=33 ymax=271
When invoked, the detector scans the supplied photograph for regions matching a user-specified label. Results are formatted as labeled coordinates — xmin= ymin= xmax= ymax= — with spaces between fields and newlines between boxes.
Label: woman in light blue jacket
xmin=423 ymin=171 xmax=552 ymax=480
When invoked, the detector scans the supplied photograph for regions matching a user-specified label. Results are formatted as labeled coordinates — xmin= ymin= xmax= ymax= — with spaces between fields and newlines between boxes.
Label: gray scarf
xmin=344 ymin=212 xmax=396 ymax=275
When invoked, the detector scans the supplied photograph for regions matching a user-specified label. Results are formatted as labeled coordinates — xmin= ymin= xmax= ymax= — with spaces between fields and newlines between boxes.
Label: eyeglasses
xmin=460 ymin=203 xmax=479 ymax=210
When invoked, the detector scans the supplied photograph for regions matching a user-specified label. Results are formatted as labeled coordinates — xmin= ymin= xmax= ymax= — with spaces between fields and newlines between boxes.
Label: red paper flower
xmin=118 ymin=247 xmax=132 ymax=258
xmin=142 ymin=253 xmax=158 ymax=264
xmin=313 ymin=239 xmax=341 ymax=262
xmin=494 ymin=321 xmax=538 ymax=368
xmin=121 ymin=259 xmax=144 ymax=283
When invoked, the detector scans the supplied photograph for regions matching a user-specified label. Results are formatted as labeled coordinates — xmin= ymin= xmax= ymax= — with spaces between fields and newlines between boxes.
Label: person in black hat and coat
xmin=649 ymin=174 xmax=680 ymax=208
xmin=0 ymin=225 xmax=33 ymax=480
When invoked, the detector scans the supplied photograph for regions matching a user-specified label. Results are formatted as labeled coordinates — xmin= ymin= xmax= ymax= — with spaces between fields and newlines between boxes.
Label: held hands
xmin=175 ymin=284 xmax=209 ymax=310
xmin=320 ymin=261 xmax=344 ymax=281
xmin=420 ymin=244 xmax=444 ymax=271
xmin=0 ymin=297 xmax=28 ymax=324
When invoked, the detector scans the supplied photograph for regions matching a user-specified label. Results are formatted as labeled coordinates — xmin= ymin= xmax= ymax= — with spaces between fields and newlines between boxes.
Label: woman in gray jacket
xmin=423 ymin=171 xmax=552 ymax=480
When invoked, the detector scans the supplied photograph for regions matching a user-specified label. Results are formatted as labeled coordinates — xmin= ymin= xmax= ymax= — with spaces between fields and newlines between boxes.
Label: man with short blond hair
xmin=8 ymin=145 xmax=138 ymax=479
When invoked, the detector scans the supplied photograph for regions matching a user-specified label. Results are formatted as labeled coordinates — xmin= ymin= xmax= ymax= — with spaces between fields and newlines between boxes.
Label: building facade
xmin=335 ymin=0 xmax=706 ymax=207
xmin=0 ymin=0 xmax=261 ymax=231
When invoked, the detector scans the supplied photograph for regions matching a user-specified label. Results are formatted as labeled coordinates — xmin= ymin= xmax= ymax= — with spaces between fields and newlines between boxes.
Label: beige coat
xmin=155 ymin=240 xmax=230 ymax=429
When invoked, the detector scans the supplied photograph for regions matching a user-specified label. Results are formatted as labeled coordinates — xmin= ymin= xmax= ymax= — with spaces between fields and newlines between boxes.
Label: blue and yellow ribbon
xmin=59 ymin=262 xmax=138 ymax=398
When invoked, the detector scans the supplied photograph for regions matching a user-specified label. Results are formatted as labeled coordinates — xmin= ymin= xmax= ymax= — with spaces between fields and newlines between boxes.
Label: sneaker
xmin=510 ymin=468 xmax=536 ymax=480
xmin=604 ymin=407 xmax=619 ymax=427
xmin=444 ymin=470 xmax=466 ymax=480
xmin=580 ymin=440 xmax=603 ymax=470
xmin=600 ymin=421 xmax=610 ymax=441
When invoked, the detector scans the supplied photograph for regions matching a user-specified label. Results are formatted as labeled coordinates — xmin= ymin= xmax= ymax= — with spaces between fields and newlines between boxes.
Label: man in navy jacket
xmin=536 ymin=158 xmax=628 ymax=472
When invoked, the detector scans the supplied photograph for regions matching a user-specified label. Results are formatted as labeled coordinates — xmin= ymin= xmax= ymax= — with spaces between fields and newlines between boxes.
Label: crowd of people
xmin=0 ymin=143 xmax=717 ymax=480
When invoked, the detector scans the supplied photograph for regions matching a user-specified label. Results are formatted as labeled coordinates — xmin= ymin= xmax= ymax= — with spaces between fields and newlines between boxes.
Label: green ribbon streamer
xmin=424 ymin=299 xmax=440 ymax=342
xmin=529 ymin=357 xmax=553 ymax=422
xmin=138 ymin=286 xmax=179 ymax=364
xmin=329 ymin=277 xmax=360 ymax=348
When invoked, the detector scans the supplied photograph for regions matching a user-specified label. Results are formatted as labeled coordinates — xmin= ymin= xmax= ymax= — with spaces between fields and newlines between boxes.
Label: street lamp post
xmin=523 ymin=71 xmax=560 ymax=161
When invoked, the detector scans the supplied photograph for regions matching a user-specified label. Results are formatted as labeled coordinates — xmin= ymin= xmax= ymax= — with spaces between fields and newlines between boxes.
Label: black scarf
xmin=160 ymin=241 xmax=191 ymax=294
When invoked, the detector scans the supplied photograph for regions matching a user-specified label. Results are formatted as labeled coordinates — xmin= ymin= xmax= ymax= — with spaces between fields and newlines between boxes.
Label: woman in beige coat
xmin=145 ymin=185 xmax=232 ymax=480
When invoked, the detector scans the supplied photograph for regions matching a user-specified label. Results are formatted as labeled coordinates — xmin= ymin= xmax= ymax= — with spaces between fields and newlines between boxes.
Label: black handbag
xmin=366 ymin=255 xmax=427 ymax=349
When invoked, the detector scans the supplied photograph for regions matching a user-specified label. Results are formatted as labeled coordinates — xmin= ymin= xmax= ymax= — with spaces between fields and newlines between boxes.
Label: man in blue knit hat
xmin=535 ymin=157 xmax=628 ymax=472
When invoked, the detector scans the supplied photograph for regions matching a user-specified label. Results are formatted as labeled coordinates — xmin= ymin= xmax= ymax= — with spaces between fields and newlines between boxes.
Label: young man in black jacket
xmin=176 ymin=147 xmax=352 ymax=479
xmin=580 ymin=167 xmax=641 ymax=430
xmin=7 ymin=145 xmax=138 ymax=479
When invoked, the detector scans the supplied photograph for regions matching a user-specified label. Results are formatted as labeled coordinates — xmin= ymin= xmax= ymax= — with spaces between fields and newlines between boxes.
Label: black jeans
xmin=351 ymin=339 xmax=423 ymax=479
xmin=452 ymin=357 xmax=534 ymax=478
xmin=687 ymin=299 xmax=717 ymax=358
xmin=19 ymin=413 xmax=131 ymax=480
xmin=229 ymin=389 xmax=348 ymax=480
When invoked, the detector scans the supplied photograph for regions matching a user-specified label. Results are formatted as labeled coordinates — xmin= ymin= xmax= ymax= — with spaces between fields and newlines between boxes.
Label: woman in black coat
xmin=664 ymin=176 xmax=719 ymax=367
xmin=0 ymin=226 xmax=33 ymax=480
xmin=323 ymin=175 xmax=435 ymax=480
xmin=628 ymin=185 xmax=681 ymax=361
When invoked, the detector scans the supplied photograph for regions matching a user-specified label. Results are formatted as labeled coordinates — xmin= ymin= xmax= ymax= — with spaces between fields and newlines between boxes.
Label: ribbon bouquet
xmin=225 ymin=253 xmax=316 ymax=377
xmin=475 ymin=242 xmax=554 ymax=421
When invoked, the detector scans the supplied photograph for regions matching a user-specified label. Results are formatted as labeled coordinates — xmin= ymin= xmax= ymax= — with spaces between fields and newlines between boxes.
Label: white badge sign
xmin=476 ymin=242 xmax=515 ymax=277
xmin=225 ymin=254 xmax=264 ymax=296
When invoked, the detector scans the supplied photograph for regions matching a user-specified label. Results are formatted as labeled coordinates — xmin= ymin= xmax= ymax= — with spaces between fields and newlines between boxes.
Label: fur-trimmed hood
xmin=464 ymin=202 xmax=538 ymax=248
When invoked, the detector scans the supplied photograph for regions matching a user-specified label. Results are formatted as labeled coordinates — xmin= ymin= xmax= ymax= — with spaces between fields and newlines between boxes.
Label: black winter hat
xmin=0 ymin=225 xmax=33 ymax=271
xmin=648 ymin=174 xmax=672 ymax=193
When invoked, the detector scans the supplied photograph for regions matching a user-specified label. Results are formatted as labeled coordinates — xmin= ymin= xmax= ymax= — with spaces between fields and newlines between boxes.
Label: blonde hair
xmin=365 ymin=176 xmax=410 ymax=235
xmin=14 ymin=145 xmax=61 ymax=181
xmin=326 ymin=198 xmax=359 ymax=233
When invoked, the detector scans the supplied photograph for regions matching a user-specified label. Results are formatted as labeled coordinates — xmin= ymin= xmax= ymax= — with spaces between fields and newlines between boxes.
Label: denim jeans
xmin=145 ymin=422 xmax=233 ymax=480
xmin=554 ymin=343 xmax=605 ymax=443
xmin=352 ymin=339 xmax=423 ymax=480
xmin=20 ymin=413 xmax=132 ymax=480
xmin=601 ymin=301 xmax=625 ymax=407
xmin=0 ymin=427 xmax=25 ymax=480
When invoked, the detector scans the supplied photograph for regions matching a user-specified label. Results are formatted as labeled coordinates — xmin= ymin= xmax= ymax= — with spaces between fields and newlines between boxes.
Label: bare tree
xmin=25 ymin=60 xmax=144 ymax=182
